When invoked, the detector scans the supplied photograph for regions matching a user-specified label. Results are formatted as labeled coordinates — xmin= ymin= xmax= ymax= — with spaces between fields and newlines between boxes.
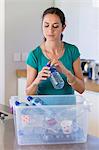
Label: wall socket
xmin=13 ymin=52 xmax=21 ymax=62
xmin=21 ymin=52 xmax=28 ymax=61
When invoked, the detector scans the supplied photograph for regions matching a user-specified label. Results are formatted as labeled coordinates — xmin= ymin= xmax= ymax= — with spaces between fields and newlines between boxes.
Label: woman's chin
xmin=46 ymin=38 xmax=56 ymax=41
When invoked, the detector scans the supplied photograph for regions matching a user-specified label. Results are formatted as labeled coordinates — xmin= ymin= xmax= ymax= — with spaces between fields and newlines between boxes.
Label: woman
xmin=26 ymin=7 xmax=85 ymax=95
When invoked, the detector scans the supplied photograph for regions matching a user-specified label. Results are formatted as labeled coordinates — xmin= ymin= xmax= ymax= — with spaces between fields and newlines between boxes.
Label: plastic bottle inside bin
xmin=15 ymin=101 xmax=28 ymax=106
xmin=27 ymin=96 xmax=56 ymax=120
xmin=27 ymin=96 xmax=44 ymax=106
xmin=47 ymin=63 xmax=64 ymax=89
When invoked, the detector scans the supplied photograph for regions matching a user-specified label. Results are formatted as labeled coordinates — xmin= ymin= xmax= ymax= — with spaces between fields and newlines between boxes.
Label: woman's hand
xmin=50 ymin=58 xmax=85 ymax=94
xmin=34 ymin=66 xmax=51 ymax=85
xmin=50 ymin=58 xmax=75 ymax=82
xmin=50 ymin=58 xmax=70 ymax=75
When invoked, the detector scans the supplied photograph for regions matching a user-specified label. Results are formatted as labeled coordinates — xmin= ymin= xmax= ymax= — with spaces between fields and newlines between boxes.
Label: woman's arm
xmin=26 ymin=65 xmax=50 ymax=95
xmin=65 ymin=57 xmax=85 ymax=94
xmin=26 ymin=65 xmax=38 ymax=95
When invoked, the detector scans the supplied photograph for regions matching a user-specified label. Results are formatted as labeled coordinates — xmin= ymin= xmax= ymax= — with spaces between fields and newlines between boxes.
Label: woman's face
xmin=42 ymin=14 xmax=65 ymax=41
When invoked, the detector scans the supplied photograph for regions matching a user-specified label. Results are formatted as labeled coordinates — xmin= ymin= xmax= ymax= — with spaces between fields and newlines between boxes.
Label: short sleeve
xmin=72 ymin=45 xmax=80 ymax=63
xmin=26 ymin=50 xmax=38 ymax=70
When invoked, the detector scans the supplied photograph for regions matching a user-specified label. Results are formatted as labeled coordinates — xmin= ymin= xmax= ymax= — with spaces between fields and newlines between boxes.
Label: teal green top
xmin=26 ymin=42 xmax=80 ymax=95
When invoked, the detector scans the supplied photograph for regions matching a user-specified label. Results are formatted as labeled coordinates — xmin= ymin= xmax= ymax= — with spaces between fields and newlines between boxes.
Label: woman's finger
xmin=51 ymin=59 xmax=58 ymax=66
xmin=42 ymin=66 xmax=50 ymax=71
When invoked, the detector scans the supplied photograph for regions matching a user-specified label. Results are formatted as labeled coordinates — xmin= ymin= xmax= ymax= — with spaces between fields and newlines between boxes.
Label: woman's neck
xmin=42 ymin=40 xmax=64 ymax=60
xmin=44 ymin=40 xmax=63 ymax=54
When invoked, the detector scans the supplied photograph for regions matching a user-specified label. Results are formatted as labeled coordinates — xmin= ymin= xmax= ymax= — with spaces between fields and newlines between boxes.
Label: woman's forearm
xmin=63 ymin=69 xmax=85 ymax=94
xmin=69 ymin=76 xmax=85 ymax=94
xmin=26 ymin=79 xmax=39 ymax=95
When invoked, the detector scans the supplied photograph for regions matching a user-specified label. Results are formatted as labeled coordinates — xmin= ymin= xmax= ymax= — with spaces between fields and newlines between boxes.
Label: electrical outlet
xmin=13 ymin=52 xmax=21 ymax=62
xmin=21 ymin=52 xmax=28 ymax=61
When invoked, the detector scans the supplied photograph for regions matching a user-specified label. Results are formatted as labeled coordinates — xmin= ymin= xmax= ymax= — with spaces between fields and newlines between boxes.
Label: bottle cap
xmin=50 ymin=67 xmax=56 ymax=73
xmin=27 ymin=96 xmax=33 ymax=101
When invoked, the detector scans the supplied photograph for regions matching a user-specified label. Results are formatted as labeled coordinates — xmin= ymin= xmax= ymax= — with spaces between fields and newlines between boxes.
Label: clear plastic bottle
xmin=27 ymin=96 xmax=44 ymax=106
xmin=47 ymin=63 xmax=64 ymax=89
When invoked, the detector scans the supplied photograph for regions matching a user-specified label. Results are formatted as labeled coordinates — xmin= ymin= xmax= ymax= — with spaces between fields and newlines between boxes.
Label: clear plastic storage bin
xmin=11 ymin=95 xmax=89 ymax=145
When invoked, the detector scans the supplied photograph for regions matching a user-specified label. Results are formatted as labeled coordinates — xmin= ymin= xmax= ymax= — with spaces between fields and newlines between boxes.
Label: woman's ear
xmin=62 ymin=24 xmax=66 ymax=32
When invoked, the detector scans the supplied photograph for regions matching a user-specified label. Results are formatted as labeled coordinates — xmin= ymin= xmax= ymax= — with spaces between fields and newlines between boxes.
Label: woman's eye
xmin=44 ymin=25 xmax=49 ymax=28
xmin=53 ymin=25 xmax=59 ymax=28
xmin=44 ymin=25 xmax=59 ymax=28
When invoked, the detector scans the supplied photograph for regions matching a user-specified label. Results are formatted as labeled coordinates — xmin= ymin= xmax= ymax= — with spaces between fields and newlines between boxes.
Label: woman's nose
xmin=48 ymin=26 xmax=54 ymax=33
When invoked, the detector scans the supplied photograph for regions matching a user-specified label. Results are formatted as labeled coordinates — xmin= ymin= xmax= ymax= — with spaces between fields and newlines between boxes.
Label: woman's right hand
xmin=34 ymin=66 xmax=51 ymax=85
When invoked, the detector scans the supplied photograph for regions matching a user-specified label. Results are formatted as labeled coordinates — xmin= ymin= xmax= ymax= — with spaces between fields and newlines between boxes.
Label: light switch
xmin=21 ymin=52 xmax=28 ymax=61
xmin=13 ymin=52 xmax=21 ymax=62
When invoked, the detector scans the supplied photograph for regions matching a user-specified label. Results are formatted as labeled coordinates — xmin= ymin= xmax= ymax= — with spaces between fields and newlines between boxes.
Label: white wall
xmin=55 ymin=0 xmax=99 ymax=60
xmin=5 ymin=0 xmax=54 ymax=104
xmin=0 ymin=0 xmax=5 ymax=104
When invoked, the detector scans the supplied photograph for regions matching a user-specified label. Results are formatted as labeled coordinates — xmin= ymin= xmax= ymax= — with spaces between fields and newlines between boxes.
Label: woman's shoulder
xmin=64 ymin=42 xmax=78 ymax=50
xmin=64 ymin=42 xmax=80 ymax=62
xmin=30 ymin=45 xmax=42 ymax=54
xmin=28 ymin=45 xmax=43 ymax=59
xmin=26 ymin=45 xmax=42 ymax=68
